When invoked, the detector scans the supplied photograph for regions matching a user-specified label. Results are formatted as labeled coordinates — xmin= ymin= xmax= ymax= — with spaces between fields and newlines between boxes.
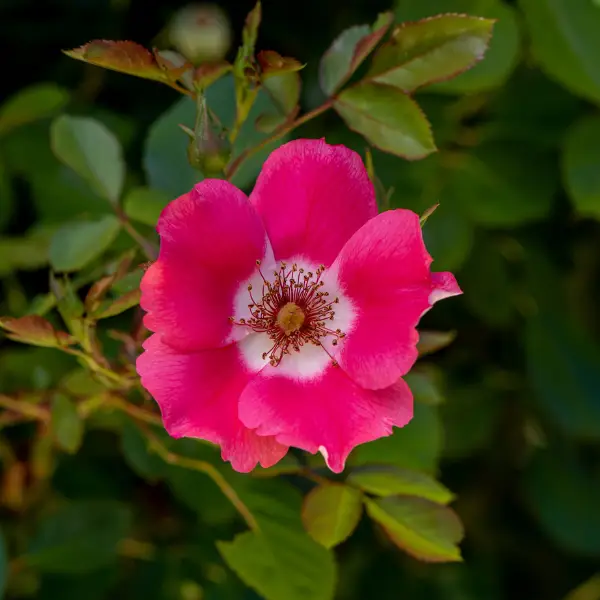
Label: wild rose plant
xmin=0 ymin=4 xmax=495 ymax=598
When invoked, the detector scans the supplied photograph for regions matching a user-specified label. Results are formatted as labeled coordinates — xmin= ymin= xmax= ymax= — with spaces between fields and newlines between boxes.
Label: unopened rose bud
xmin=169 ymin=4 xmax=232 ymax=64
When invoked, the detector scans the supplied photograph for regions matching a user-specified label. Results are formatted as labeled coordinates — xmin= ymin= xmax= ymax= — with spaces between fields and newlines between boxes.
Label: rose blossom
xmin=137 ymin=139 xmax=461 ymax=473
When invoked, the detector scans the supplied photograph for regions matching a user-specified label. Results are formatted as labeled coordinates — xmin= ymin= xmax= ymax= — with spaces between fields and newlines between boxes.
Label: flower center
xmin=230 ymin=261 xmax=346 ymax=367
xmin=276 ymin=302 xmax=305 ymax=335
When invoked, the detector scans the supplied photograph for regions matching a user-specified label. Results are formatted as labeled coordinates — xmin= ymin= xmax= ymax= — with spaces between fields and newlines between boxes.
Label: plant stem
xmin=141 ymin=425 xmax=259 ymax=531
xmin=225 ymin=99 xmax=334 ymax=181
xmin=106 ymin=394 xmax=163 ymax=426
xmin=116 ymin=210 xmax=158 ymax=262
xmin=0 ymin=394 xmax=49 ymax=422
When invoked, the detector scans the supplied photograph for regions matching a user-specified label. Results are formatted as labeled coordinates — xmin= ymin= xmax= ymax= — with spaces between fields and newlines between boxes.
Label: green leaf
xmin=404 ymin=366 xmax=444 ymax=405
xmin=348 ymin=465 xmax=454 ymax=504
xmin=49 ymin=215 xmax=121 ymax=273
xmin=24 ymin=501 xmax=132 ymax=573
xmin=394 ymin=0 xmax=520 ymax=94
xmin=520 ymin=0 xmax=600 ymax=104
xmin=301 ymin=484 xmax=363 ymax=548
xmin=218 ymin=529 xmax=335 ymax=600
xmin=563 ymin=115 xmax=600 ymax=220
xmin=93 ymin=289 xmax=141 ymax=319
xmin=51 ymin=394 xmax=84 ymax=454
xmin=365 ymin=496 xmax=463 ymax=562
xmin=447 ymin=143 xmax=558 ymax=227
xmin=0 ymin=83 xmax=69 ymax=136
xmin=421 ymin=206 xmax=473 ymax=271
xmin=51 ymin=116 xmax=125 ymax=205
xmin=319 ymin=12 xmax=393 ymax=96
xmin=0 ymin=529 xmax=7 ymax=599
xmin=523 ymin=446 xmax=600 ymax=556
xmin=349 ymin=403 xmax=442 ymax=472
xmin=218 ymin=479 xmax=336 ymax=600
xmin=417 ymin=330 xmax=457 ymax=357
xmin=334 ymin=82 xmax=435 ymax=159
xmin=367 ymin=14 xmax=494 ymax=92
xmin=123 ymin=186 xmax=170 ymax=227
xmin=526 ymin=312 xmax=600 ymax=441
xmin=143 ymin=98 xmax=202 ymax=197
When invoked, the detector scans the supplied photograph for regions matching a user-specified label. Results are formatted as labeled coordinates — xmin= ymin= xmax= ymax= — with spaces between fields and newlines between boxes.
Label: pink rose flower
xmin=137 ymin=139 xmax=461 ymax=473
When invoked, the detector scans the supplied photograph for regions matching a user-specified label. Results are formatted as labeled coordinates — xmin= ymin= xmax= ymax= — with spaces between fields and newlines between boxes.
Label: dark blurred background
xmin=1 ymin=0 xmax=600 ymax=599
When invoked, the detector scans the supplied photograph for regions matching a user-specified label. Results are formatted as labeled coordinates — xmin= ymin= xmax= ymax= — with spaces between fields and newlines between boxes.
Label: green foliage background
xmin=1 ymin=0 xmax=600 ymax=599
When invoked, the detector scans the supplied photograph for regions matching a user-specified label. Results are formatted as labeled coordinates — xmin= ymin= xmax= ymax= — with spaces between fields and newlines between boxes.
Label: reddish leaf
xmin=0 ymin=315 xmax=74 ymax=348
xmin=366 ymin=15 xmax=495 ymax=93
xmin=319 ymin=12 xmax=393 ymax=96
xmin=258 ymin=51 xmax=304 ymax=77
xmin=64 ymin=40 xmax=190 ymax=86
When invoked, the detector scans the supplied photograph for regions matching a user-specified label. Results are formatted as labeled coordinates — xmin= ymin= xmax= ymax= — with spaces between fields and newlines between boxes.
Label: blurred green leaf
xmin=417 ymin=331 xmax=457 ymax=357
xmin=24 ymin=501 xmax=132 ymax=573
xmin=367 ymin=14 xmax=494 ymax=92
xmin=123 ymin=187 xmax=170 ymax=227
xmin=93 ymin=289 xmax=140 ymax=319
xmin=334 ymin=82 xmax=435 ymax=159
xmin=49 ymin=215 xmax=121 ymax=272
xmin=422 ymin=207 xmax=474 ymax=271
xmin=404 ymin=366 xmax=445 ymax=405
xmin=395 ymin=0 xmax=520 ymax=93
xmin=460 ymin=236 xmax=514 ymax=327
xmin=520 ymin=0 xmax=600 ymax=104
xmin=563 ymin=115 xmax=600 ymax=220
xmin=349 ymin=403 xmax=442 ymax=472
xmin=447 ymin=143 xmax=558 ymax=227
xmin=301 ymin=484 xmax=363 ymax=548
xmin=347 ymin=465 xmax=454 ymax=503
xmin=441 ymin=386 xmax=502 ymax=459
xmin=0 ymin=83 xmax=69 ymax=136
xmin=145 ymin=75 xmax=289 ymax=195
xmin=526 ymin=312 xmax=600 ymax=441
xmin=0 ymin=226 xmax=55 ymax=276
xmin=524 ymin=446 xmax=600 ymax=556
xmin=51 ymin=116 xmax=125 ymax=205
xmin=51 ymin=394 xmax=84 ymax=454
xmin=365 ymin=496 xmax=463 ymax=562
xmin=319 ymin=12 xmax=393 ymax=96
xmin=143 ymin=97 xmax=201 ymax=197
xmin=4 ymin=123 xmax=111 ymax=222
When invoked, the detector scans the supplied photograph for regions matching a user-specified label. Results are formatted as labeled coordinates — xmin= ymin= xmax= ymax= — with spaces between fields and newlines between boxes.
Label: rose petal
xmin=250 ymin=139 xmax=377 ymax=266
xmin=333 ymin=209 xmax=457 ymax=389
xmin=141 ymin=180 xmax=270 ymax=352
xmin=239 ymin=365 xmax=413 ymax=473
xmin=137 ymin=335 xmax=287 ymax=472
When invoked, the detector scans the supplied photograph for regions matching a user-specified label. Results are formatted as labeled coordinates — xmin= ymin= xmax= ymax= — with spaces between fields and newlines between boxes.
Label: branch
xmin=140 ymin=424 xmax=259 ymax=531
xmin=225 ymin=99 xmax=333 ymax=181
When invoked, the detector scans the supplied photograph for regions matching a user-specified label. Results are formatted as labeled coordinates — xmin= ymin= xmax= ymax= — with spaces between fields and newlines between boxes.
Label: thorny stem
xmin=140 ymin=425 xmax=259 ymax=531
xmin=225 ymin=99 xmax=334 ymax=181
